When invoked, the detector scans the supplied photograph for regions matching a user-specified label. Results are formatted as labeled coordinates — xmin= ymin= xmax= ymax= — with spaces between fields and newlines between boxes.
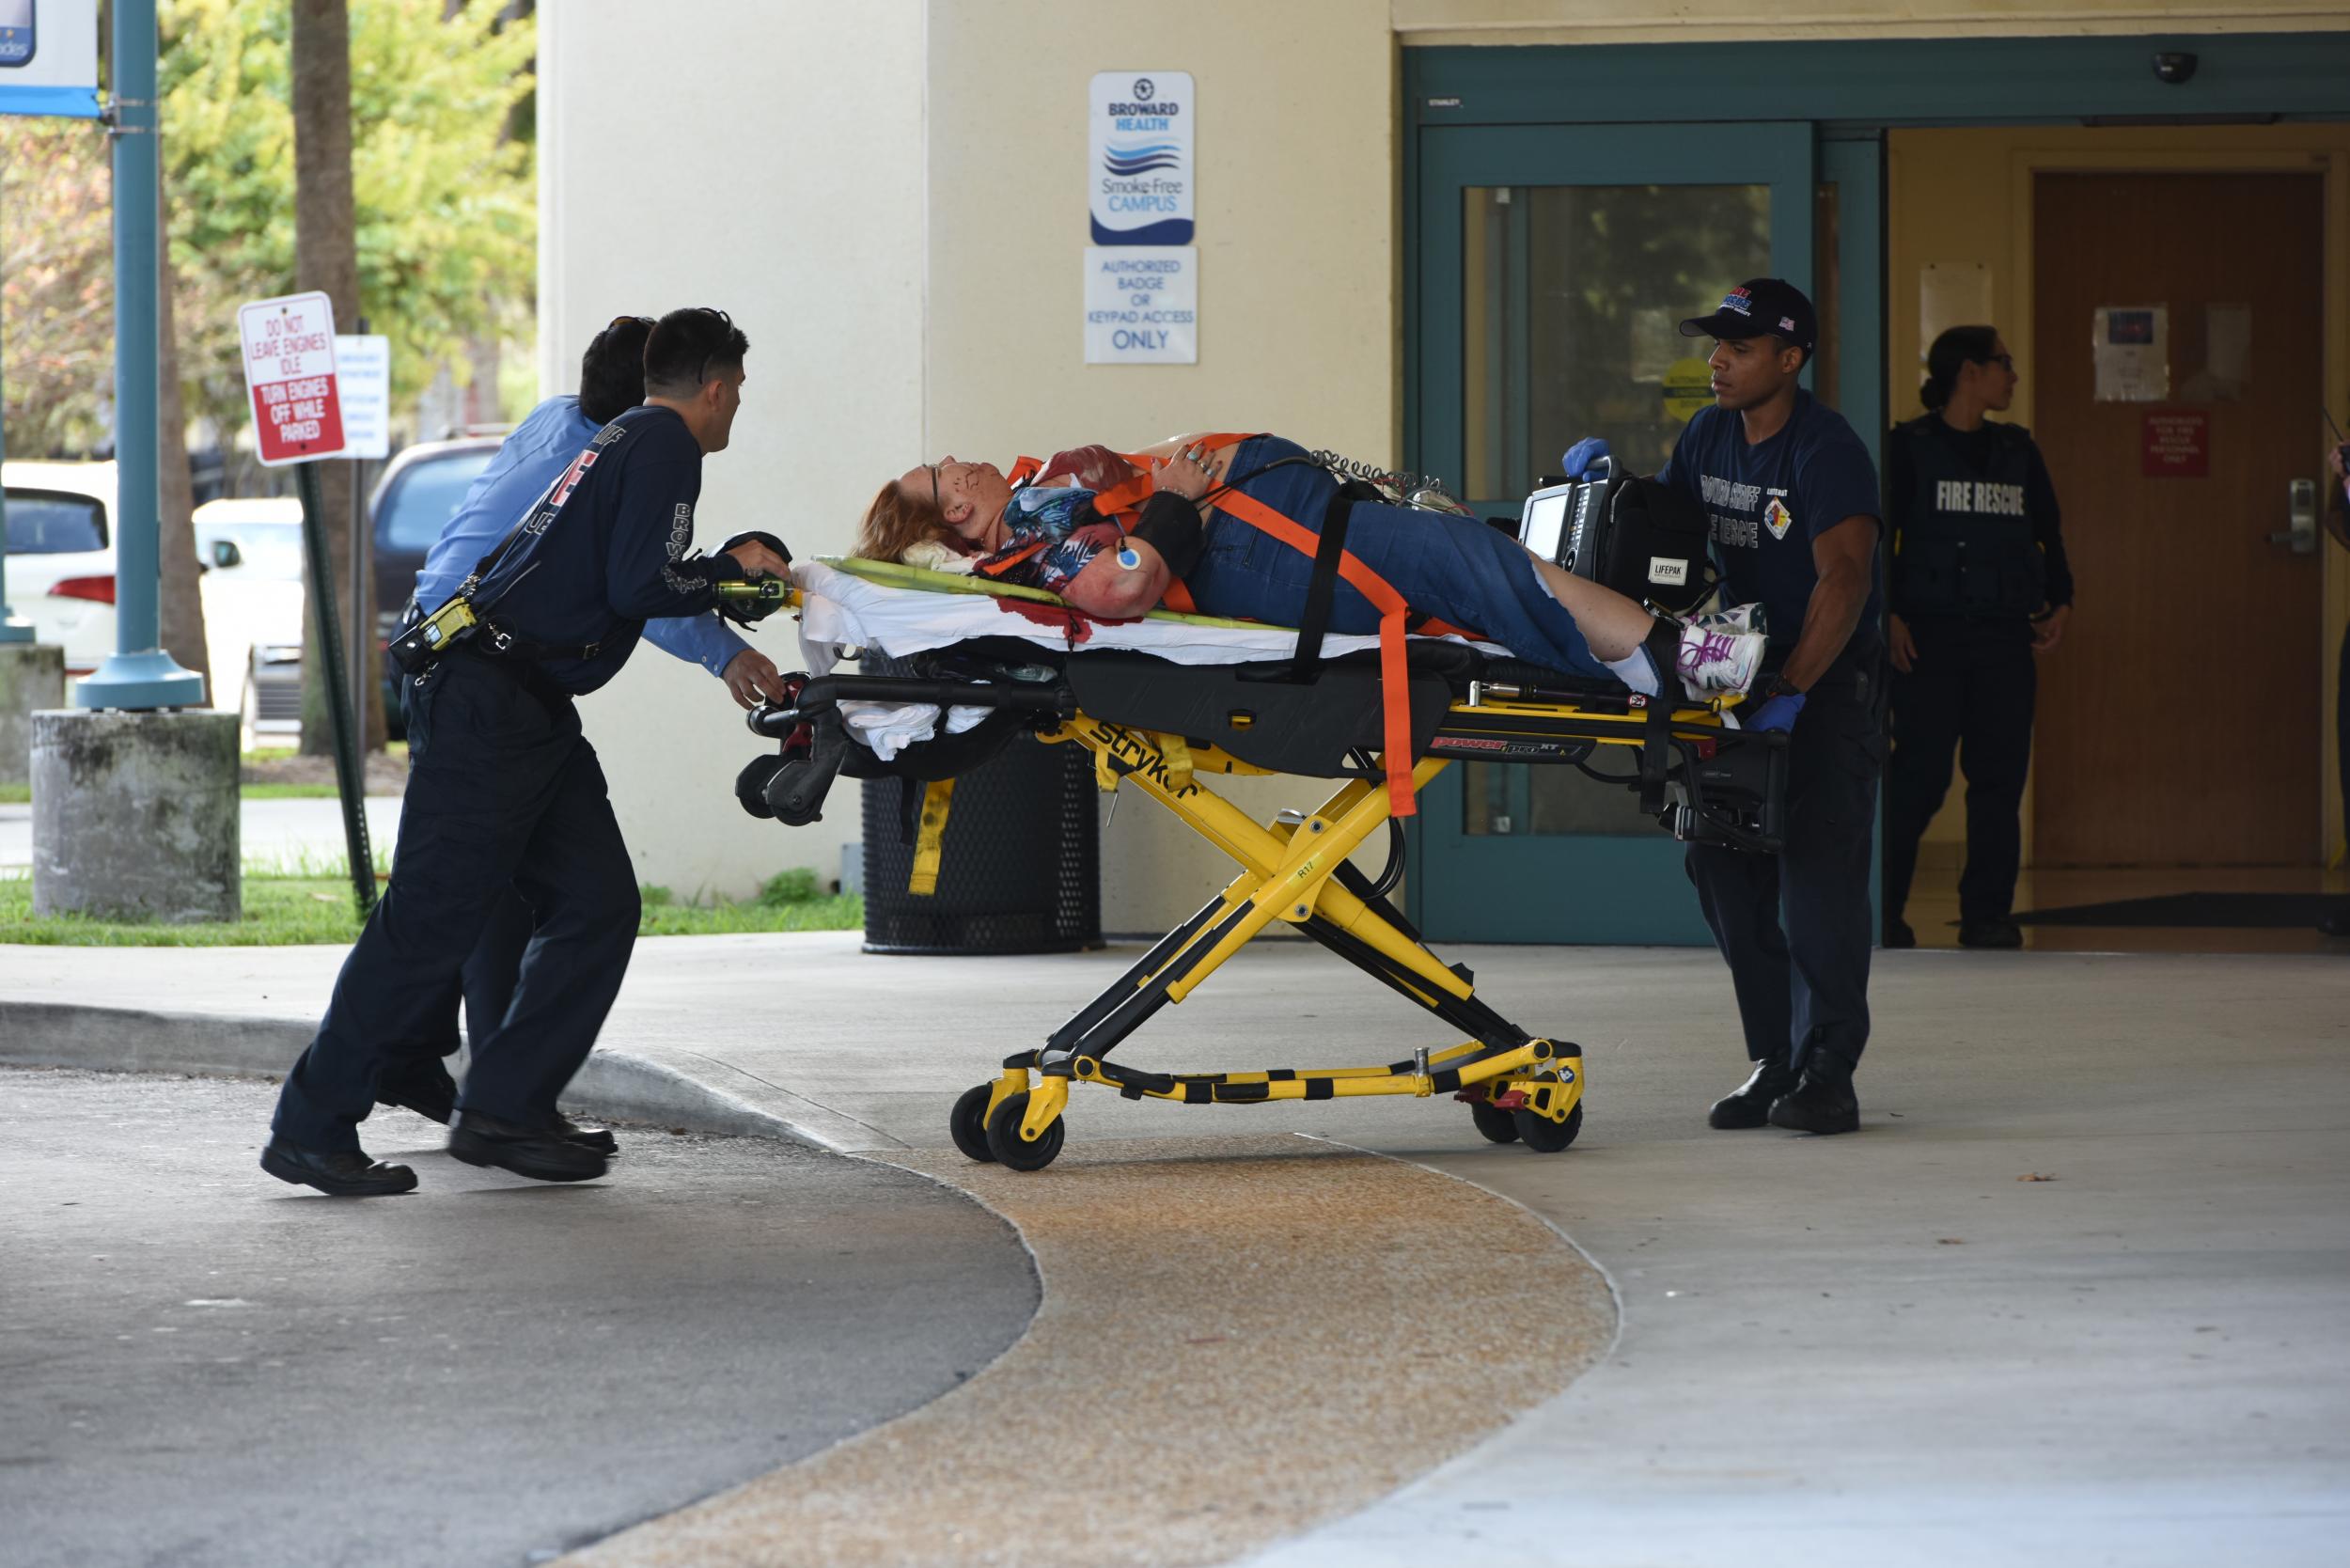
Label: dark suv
xmin=370 ymin=437 xmax=500 ymax=736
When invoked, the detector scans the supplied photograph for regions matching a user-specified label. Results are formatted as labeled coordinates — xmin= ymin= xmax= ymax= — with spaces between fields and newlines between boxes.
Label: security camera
xmin=2152 ymin=52 xmax=2198 ymax=85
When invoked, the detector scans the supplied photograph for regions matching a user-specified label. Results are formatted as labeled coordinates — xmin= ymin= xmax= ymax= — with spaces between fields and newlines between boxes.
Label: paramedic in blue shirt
xmin=369 ymin=316 xmax=789 ymax=1137
xmin=1658 ymin=278 xmax=1884 ymax=1137
xmin=261 ymin=307 xmax=790 ymax=1196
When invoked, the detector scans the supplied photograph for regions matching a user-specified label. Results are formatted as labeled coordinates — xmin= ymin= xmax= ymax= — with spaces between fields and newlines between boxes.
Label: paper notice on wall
xmin=1919 ymin=262 xmax=1993 ymax=365
xmin=2092 ymin=306 xmax=2169 ymax=402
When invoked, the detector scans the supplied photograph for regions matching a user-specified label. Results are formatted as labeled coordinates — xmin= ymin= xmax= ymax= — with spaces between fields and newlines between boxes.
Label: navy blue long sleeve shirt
xmin=471 ymin=404 xmax=734 ymax=694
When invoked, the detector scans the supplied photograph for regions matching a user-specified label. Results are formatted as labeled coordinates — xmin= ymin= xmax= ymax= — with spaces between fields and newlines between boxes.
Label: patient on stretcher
xmin=856 ymin=432 xmax=1765 ymax=699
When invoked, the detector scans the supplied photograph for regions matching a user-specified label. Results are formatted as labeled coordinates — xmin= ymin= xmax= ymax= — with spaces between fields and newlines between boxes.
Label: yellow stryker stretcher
xmin=721 ymin=561 xmax=1787 ymax=1173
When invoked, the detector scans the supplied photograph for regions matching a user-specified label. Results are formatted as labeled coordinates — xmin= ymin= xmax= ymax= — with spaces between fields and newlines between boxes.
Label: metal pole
xmin=0 ymin=163 xmax=32 ymax=644
xmin=295 ymin=459 xmax=375 ymax=913
xmin=74 ymin=0 xmax=199 ymax=707
xmin=349 ymin=453 xmax=366 ymax=744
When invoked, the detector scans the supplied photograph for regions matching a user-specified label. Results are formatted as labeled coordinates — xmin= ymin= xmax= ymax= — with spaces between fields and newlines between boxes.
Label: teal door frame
xmin=1407 ymin=121 xmax=1835 ymax=945
xmin=1399 ymin=28 xmax=2349 ymax=945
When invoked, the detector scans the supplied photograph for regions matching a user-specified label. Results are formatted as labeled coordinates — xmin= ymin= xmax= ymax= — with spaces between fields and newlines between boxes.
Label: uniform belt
xmin=452 ymin=640 xmax=576 ymax=713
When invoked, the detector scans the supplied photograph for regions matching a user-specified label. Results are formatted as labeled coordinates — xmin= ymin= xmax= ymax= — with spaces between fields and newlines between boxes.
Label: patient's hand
xmin=1152 ymin=445 xmax=1220 ymax=500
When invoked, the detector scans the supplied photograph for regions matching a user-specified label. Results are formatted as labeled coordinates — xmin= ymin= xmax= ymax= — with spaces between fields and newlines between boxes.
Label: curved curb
xmin=0 ymin=1000 xmax=897 ymax=1152
xmin=558 ymin=1133 xmax=1619 ymax=1568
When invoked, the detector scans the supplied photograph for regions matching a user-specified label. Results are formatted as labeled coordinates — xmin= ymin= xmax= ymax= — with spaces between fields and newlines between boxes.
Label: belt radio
xmin=387 ymin=594 xmax=485 ymax=674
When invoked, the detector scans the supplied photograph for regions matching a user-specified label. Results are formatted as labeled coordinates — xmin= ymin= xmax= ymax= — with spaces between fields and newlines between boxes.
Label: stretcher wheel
xmin=1470 ymin=1104 xmax=1521 ymax=1144
xmin=1513 ymin=1102 xmax=1583 ymax=1154
xmin=949 ymin=1084 xmax=998 ymax=1165
xmin=983 ymin=1090 xmax=1065 ymax=1172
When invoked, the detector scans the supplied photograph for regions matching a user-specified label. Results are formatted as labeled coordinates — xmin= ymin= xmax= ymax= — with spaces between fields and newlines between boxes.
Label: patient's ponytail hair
xmin=1921 ymin=325 xmax=2000 ymax=412
xmin=856 ymin=478 xmax=957 ymax=562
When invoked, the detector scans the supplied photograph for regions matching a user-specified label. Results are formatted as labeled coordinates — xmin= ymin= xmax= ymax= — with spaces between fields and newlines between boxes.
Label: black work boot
xmin=448 ymin=1111 xmax=609 ymax=1184
xmin=377 ymin=1060 xmax=460 ymax=1125
xmin=550 ymin=1112 xmax=619 ymax=1156
xmin=1709 ymin=1058 xmax=1798 ymax=1129
xmin=1768 ymin=1055 xmax=1860 ymax=1135
xmin=1958 ymin=916 xmax=2023 ymax=949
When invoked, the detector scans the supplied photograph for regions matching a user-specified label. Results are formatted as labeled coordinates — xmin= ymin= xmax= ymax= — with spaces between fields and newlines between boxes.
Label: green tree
xmin=162 ymin=0 xmax=538 ymax=451
xmin=0 ymin=123 xmax=114 ymax=458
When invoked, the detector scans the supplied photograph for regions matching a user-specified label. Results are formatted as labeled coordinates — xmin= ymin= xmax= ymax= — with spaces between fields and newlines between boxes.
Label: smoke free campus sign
xmin=1089 ymin=71 xmax=1192 ymax=245
xmin=1085 ymin=71 xmax=1197 ymax=366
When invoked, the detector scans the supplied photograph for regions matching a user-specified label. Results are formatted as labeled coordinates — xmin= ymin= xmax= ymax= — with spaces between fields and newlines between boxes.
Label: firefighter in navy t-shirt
xmin=260 ymin=309 xmax=792 ymax=1197
xmin=1657 ymin=278 xmax=1884 ymax=1136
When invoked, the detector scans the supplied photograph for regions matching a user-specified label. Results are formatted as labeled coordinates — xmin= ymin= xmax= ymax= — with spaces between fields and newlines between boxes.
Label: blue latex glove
xmin=1747 ymin=692 xmax=1807 ymax=733
xmin=1561 ymin=437 xmax=1612 ymax=479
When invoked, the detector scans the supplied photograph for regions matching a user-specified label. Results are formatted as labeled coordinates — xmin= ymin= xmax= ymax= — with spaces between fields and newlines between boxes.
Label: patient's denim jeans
xmin=1184 ymin=436 xmax=1606 ymax=680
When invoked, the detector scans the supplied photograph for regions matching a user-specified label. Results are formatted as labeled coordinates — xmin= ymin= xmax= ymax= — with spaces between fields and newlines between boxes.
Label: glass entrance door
xmin=1406 ymin=122 xmax=1877 ymax=944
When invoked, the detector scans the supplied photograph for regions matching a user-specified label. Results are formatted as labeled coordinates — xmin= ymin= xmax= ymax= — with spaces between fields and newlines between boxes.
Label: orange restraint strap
xmin=1207 ymin=485 xmax=1422 ymax=819
xmin=1010 ymin=439 xmax=1426 ymax=814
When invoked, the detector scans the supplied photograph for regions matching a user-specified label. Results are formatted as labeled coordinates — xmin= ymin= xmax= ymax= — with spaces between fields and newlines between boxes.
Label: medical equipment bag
xmin=1516 ymin=455 xmax=1713 ymax=615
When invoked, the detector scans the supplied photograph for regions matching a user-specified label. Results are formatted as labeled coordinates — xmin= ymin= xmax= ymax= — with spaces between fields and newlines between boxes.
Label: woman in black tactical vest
xmin=1881 ymin=325 xmax=2075 ymax=949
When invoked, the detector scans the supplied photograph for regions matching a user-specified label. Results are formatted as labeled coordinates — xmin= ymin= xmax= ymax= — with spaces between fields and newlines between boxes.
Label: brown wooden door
xmin=2031 ymin=171 xmax=2325 ymax=867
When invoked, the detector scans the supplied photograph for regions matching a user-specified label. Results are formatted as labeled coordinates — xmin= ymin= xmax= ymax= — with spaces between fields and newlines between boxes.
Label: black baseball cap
xmin=1679 ymin=277 xmax=1817 ymax=355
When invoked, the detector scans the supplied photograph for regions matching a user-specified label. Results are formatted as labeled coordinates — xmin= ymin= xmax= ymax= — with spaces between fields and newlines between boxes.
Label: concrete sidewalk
xmin=5 ymin=932 xmax=2346 ymax=1564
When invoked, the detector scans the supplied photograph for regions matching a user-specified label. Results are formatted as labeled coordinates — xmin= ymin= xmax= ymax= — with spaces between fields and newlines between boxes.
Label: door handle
xmin=2268 ymin=479 xmax=2318 ymax=555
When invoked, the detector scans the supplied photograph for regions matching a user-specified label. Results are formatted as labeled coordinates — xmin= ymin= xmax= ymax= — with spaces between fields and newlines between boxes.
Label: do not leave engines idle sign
xmin=1085 ymin=71 xmax=1196 ymax=366
xmin=238 ymin=291 xmax=348 ymax=466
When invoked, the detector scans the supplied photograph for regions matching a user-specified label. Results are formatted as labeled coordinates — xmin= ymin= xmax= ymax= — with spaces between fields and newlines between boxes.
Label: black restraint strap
xmin=1286 ymin=489 xmax=1361 ymax=681
xmin=1637 ymin=618 xmax=1682 ymax=814
xmin=1127 ymin=492 xmax=1204 ymax=579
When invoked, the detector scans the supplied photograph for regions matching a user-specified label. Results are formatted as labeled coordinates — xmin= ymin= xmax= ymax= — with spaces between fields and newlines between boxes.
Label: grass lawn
xmin=0 ymin=870 xmax=860 ymax=947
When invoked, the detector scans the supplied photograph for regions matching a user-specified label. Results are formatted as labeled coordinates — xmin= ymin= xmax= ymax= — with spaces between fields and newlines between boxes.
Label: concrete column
xmin=30 ymin=710 xmax=241 ymax=922
xmin=0 ymin=644 xmax=66 ymax=784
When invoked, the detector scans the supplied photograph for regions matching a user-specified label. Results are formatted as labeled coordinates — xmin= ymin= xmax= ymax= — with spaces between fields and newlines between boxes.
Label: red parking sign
xmin=238 ymin=291 xmax=348 ymax=466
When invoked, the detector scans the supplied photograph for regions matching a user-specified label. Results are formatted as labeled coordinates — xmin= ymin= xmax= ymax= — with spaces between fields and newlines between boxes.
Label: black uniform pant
xmin=383 ymin=671 xmax=535 ymax=1085
xmin=1882 ymin=615 xmax=2037 ymax=925
xmin=1685 ymin=642 xmax=1883 ymax=1074
xmin=272 ymin=652 xmax=640 ymax=1152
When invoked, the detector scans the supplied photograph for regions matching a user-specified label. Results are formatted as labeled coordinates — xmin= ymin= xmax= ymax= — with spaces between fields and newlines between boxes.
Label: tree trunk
xmin=290 ymin=0 xmax=383 ymax=753
xmin=154 ymin=175 xmax=211 ymax=700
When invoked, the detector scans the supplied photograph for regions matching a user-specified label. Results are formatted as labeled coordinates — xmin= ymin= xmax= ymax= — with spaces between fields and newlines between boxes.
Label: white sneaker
xmin=1676 ymin=617 xmax=1767 ymax=698
xmin=1687 ymin=601 xmax=1767 ymax=638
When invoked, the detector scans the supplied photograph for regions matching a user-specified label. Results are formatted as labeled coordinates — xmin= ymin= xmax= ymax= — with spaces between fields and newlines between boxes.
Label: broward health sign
xmin=0 ymin=0 xmax=102 ymax=119
xmin=1085 ymin=71 xmax=1196 ymax=366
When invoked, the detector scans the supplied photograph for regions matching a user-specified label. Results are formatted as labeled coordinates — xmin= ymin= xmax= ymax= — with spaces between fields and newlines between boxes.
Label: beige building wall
xmin=538 ymin=4 xmax=2347 ymax=925
xmin=538 ymin=0 xmax=929 ymax=903
xmin=921 ymin=0 xmax=1401 ymax=933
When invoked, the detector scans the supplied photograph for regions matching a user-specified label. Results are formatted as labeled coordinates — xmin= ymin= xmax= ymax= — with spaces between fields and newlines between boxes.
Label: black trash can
xmin=861 ymin=733 xmax=1102 ymax=955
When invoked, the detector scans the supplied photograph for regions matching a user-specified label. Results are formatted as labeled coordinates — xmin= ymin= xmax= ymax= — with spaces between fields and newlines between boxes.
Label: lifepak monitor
xmin=1514 ymin=455 xmax=1712 ymax=615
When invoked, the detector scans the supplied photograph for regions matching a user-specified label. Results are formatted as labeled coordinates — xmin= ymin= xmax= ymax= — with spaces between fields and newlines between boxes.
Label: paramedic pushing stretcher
xmin=370 ymin=317 xmax=790 ymax=1137
xmin=262 ymin=308 xmax=789 ymax=1197
xmin=1658 ymin=279 xmax=1885 ymax=1137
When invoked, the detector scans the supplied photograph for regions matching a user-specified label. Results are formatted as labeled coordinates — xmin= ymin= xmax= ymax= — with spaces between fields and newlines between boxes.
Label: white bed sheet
xmin=787 ymin=559 xmax=1510 ymax=760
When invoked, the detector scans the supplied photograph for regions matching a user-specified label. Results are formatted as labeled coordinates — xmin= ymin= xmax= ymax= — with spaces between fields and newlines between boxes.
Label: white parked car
xmin=2 ymin=460 xmax=118 ymax=677
xmin=192 ymin=495 xmax=307 ymax=747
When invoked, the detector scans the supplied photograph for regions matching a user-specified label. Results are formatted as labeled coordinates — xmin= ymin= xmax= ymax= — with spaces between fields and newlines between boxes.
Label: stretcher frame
xmin=727 ymin=578 xmax=1787 ymax=1172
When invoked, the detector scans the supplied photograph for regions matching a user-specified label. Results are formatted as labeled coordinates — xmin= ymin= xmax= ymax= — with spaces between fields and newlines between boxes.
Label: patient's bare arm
xmin=1062 ymin=541 xmax=1169 ymax=619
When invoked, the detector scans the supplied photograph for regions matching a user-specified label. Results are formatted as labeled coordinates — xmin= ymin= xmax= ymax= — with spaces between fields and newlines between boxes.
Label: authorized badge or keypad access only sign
xmin=238 ymin=291 xmax=348 ymax=466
